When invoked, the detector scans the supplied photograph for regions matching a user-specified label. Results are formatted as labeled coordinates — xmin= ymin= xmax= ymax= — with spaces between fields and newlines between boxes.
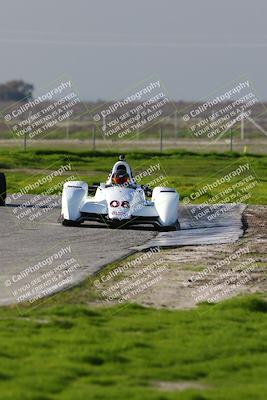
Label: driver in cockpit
xmin=112 ymin=168 xmax=130 ymax=185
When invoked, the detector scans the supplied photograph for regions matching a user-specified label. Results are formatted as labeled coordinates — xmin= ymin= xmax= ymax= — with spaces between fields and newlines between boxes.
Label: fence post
xmin=241 ymin=113 xmax=244 ymax=141
xmin=92 ymin=126 xmax=96 ymax=151
xmin=24 ymin=131 xmax=27 ymax=151
xmin=66 ymin=119 xmax=69 ymax=140
xmin=24 ymin=110 xmax=32 ymax=151
xmin=137 ymin=114 xmax=140 ymax=143
xmin=160 ymin=127 xmax=163 ymax=152
xmin=174 ymin=111 xmax=178 ymax=139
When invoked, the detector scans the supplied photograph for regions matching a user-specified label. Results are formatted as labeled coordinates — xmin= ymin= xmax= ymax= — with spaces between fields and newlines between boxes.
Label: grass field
xmin=1 ymin=148 xmax=267 ymax=204
xmin=0 ymin=147 xmax=266 ymax=399
xmin=0 ymin=294 xmax=267 ymax=400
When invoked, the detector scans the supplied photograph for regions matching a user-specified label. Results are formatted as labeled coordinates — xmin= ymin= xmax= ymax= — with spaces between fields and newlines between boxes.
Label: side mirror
xmin=143 ymin=185 xmax=152 ymax=198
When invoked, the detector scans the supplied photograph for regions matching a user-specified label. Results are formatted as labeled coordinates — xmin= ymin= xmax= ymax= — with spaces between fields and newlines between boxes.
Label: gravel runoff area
xmin=93 ymin=206 xmax=266 ymax=310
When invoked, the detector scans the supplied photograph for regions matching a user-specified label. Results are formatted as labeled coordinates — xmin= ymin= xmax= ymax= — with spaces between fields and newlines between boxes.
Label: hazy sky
xmin=1 ymin=0 xmax=267 ymax=101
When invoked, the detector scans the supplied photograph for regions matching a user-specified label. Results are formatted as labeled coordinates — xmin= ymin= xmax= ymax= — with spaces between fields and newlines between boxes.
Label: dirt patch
xmin=91 ymin=206 xmax=266 ymax=309
xmin=153 ymin=380 xmax=209 ymax=392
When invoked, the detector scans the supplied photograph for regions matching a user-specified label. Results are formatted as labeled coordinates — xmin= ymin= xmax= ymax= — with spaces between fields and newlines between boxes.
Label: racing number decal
xmin=110 ymin=200 xmax=130 ymax=208
xmin=110 ymin=200 xmax=120 ymax=207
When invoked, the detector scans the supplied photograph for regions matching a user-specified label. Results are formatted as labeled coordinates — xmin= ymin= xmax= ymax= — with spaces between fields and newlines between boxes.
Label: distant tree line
xmin=0 ymin=80 xmax=34 ymax=101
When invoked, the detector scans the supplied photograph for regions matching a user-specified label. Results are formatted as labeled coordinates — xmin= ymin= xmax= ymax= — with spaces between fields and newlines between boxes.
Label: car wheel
xmin=62 ymin=219 xmax=81 ymax=227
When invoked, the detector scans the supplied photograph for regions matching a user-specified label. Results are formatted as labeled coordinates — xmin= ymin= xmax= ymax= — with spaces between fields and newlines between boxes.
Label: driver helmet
xmin=112 ymin=170 xmax=130 ymax=185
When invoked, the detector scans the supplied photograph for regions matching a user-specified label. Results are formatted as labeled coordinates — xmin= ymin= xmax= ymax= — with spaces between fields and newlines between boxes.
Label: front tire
xmin=58 ymin=214 xmax=81 ymax=226
xmin=62 ymin=219 xmax=81 ymax=227
xmin=156 ymin=220 xmax=180 ymax=232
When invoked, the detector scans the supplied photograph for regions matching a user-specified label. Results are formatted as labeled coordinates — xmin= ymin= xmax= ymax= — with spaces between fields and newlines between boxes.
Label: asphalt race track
xmin=0 ymin=195 xmax=245 ymax=306
xmin=0 ymin=195 xmax=156 ymax=306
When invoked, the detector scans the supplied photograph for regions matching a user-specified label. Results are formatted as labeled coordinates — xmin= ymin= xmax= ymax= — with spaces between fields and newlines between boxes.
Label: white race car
xmin=59 ymin=155 xmax=179 ymax=230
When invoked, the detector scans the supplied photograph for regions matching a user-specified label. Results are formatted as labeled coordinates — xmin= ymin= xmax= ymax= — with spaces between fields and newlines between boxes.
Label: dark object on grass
xmin=0 ymin=173 xmax=6 ymax=206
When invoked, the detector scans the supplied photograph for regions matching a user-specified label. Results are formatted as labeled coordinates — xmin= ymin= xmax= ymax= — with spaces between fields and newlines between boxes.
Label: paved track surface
xmin=0 ymin=196 xmax=245 ymax=305
xmin=0 ymin=195 xmax=156 ymax=305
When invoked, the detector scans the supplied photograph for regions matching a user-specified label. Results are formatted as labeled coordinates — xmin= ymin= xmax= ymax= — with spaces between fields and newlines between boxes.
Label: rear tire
xmin=156 ymin=221 xmax=180 ymax=232
xmin=0 ymin=173 xmax=6 ymax=206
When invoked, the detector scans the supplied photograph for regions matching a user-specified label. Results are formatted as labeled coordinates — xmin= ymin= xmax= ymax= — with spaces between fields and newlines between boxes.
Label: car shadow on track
xmin=76 ymin=223 xmax=157 ymax=232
